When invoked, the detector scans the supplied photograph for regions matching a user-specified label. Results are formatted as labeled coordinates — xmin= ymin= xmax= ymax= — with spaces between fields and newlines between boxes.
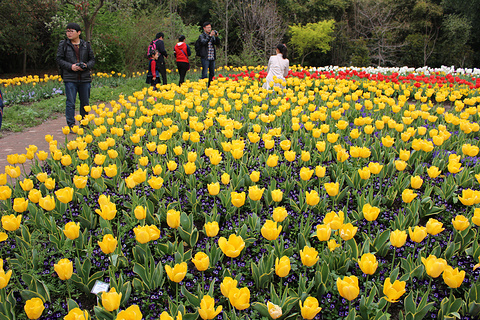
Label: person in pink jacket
xmin=174 ymin=35 xmax=191 ymax=85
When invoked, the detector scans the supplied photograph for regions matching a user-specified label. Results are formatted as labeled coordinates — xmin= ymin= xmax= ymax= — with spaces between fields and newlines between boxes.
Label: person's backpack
xmin=147 ymin=40 xmax=157 ymax=56
xmin=194 ymin=38 xmax=201 ymax=57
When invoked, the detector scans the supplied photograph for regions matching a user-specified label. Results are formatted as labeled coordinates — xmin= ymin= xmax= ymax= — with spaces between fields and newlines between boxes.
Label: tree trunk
xmin=23 ymin=49 xmax=27 ymax=75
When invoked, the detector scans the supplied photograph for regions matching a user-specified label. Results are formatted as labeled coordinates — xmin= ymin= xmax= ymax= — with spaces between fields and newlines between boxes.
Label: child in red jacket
xmin=146 ymin=50 xmax=160 ymax=89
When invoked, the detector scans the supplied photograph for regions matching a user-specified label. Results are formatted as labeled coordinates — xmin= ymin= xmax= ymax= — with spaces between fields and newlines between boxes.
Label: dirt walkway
xmin=0 ymin=113 xmax=74 ymax=175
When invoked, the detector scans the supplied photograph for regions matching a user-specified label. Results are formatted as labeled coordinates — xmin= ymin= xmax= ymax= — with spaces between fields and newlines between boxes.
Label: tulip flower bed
xmin=1 ymin=65 xmax=480 ymax=320
xmin=1 ymin=72 xmax=141 ymax=104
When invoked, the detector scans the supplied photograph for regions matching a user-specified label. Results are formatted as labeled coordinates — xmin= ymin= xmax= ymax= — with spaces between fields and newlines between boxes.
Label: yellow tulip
xmin=101 ymin=287 xmax=122 ymax=312
xmin=316 ymin=224 xmax=331 ymax=241
xmin=167 ymin=209 xmax=181 ymax=229
xmin=300 ymin=246 xmax=319 ymax=267
xmin=395 ymin=160 xmax=407 ymax=171
xmin=95 ymin=202 xmax=117 ymax=220
xmin=339 ymin=223 xmax=358 ymax=241
xmin=305 ymin=190 xmax=320 ymax=206
xmin=399 ymin=149 xmax=410 ymax=161
xmin=248 ymin=185 xmax=265 ymax=201
xmin=315 ymin=165 xmax=326 ymax=177
xmin=54 ymin=258 xmax=73 ymax=280
xmin=0 ymin=261 xmax=12 ymax=289
xmin=363 ymin=203 xmax=380 ymax=221
xmin=390 ymin=230 xmax=407 ymax=248
xmin=147 ymin=176 xmax=164 ymax=189
xmin=275 ymin=256 xmax=291 ymax=278
xmin=426 ymin=218 xmax=444 ymax=235
xmin=299 ymin=297 xmax=322 ymax=319
xmin=218 ymin=234 xmax=245 ymax=258
xmin=19 ymin=179 xmax=34 ymax=191
xmin=220 ymin=277 xmax=238 ymax=298
xmin=324 ymin=182 xmax=339 ymax=197
xmin=63 ymin=222 xmax=80 ymax=240
xmin=13 ymin=198 xmax=29 ymax=213
xmin=192 ymin=252 xmax=210 ymax=271
xmin=442 ymin=266 xmax=465 ymax=288
xmin=358 ymin=167 xmax=371 ymax=179
xmin=358 ymin=253 xmax=378 ymax=275
xmin=228 ymin=287 xmax=250 ymax=310
xmin=284 ymin=150 xmax=296 ymax=162
xmin=323 ymin=211 xmax=344 ymax=230
xmin=231 ymin=192 xmax=246 ymax=207
xmin=272 ymin=207 xmax=288 ymax=222
xmin=473 ymin=208 xmax=480 ymax=226
xmin=44 ymin=177 xmax=56 ymax=190
xmin=381 ymin=135 xmax=395 ymax=147
xmin=98 ymin=234 xmax=117 ymax=254
xmin=280 ymin=140 xmax=291 ymax=151
xmin=133 ymin=225 xmax=151 ymax=244
xmin=271 ymin=189 xmax=283 ymax=202
xmin=134 ymin=206 xmax=147 ymax=220
xmin=24 ymin=297 xmax=45 ymax=320
xmin=261 ymin=220 xmax=282 ymax=241
xmin=458 ymin=189 xmax=479 ymax=206
xmin=116 ymin=305 xmax=142 ymax=320
xmin=198 ymin=295 xmax=222 ymax=320
xmin=1 ymin=214 xmax=22 ymax=232
xmin=408 ymin=226 xmax=427 ymax=243
xmin=383 ymin=278 xmax=406 ymax=303
xmin=221 ymin=173 xmax=230 ymax=185
xmin=336 ymin=275 xmax=359 ymax=301
xmin=410 ymin=176 xmax=423 ymax=189
xmin=267 ymin=301 xmax=282 ymax=319
xmin=165 ymin=262 xmax=188 ymax=283
xmin=104 ymin=164 xmax=118 ymax=178
xmin=249 ymin=171 xmax=260 ymax=182
xmin=90 ymin=166 xmax=103 ymax=179
xmin=266 ymin=154 xmax=279 ymax=167
xmin=204 ymin=221 xmax=219 ymax=237
xmin=368 ymin=162 xmax=383 ymax=174
xmin=207 ymin=182 xmax=220 ymax=196
xmin=427 ymin=166 xmax=441 ymax=178
xmin=167 ymin=161 xmax=178 ymax=171
xmin=452 ymin=215 xmax=470 ymax=231
xmin=300 ymin=167 xmax=314 ymax=181
xmin=64 ymin=308 xmax=89 ymax=320
xmin=55 ymin=187 xmax=74 ymax=204
xmin=28 ymin=189 xmax=41 ymax=203
xmin=401 ymin=189 xmax=417 ymax=203
xmin=421 ymin=255 xmax=447 ymax=278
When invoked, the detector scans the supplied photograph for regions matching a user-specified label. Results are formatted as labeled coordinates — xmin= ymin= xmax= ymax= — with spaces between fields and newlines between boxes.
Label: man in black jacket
xmin=153 ymin=32 xmax=168 ymax=86
xmin=56 ymin=22 xmax=95 ymax=128
xmin=197 ymin=22 xmax=220 ymax=86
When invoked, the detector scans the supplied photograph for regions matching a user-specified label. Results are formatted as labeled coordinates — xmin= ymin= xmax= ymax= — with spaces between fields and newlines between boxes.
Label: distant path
xmin=0 ymin=113 xmax=76 ymax=175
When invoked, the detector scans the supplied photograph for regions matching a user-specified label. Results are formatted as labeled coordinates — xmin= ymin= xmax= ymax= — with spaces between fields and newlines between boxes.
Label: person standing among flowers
xmin=146 ymin=50 xmax=160 ymax=89
xmin=174 ymin=35 xmax=191 ymax=86
xmin=153 ymin=32 xmax=168 ymax=86
xmin=56 ymin=22 xmax=95 ymax=128
xmin=262 ymin=44 xmax=289 ymax=90
xmin=197 ymin=22 xmax=220 ymax=87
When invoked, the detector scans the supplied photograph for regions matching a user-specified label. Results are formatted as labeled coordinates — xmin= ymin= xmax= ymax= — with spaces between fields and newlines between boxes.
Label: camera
xmin=213 ymin=30 xmax=218 ymax=36
xmin=76 ymin=62 xmax=87 ymax=69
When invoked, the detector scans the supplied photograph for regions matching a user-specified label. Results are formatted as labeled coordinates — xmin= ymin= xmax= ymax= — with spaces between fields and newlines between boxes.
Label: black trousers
xmin=157 ymin=62 xmax=167 ymax=85
xmin=177 ymin=62 xmax=189 ymax=85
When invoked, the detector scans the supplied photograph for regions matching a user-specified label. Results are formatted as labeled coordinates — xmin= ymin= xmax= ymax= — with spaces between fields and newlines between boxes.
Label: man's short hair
xmin=202 ymin=22 xmax=211 ymax=28
xmin=66 ymin=23 xmax=81 ymax=32
xmin=156 ymin=32 xmax=164 ymax=39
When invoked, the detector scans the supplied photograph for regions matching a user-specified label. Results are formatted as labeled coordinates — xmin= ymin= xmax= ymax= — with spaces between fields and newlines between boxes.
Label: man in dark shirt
xmin=197 ymin=22 xmax=220 ymax=87
xmin=56 ymin=23 xmax=95 ymax=128
xmin=153 ymin=32 xmax=168 ymax=86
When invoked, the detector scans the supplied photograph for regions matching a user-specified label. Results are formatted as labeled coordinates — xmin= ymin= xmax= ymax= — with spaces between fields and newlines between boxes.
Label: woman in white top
xmin=262 ymin=44 xmax=289 ymax=90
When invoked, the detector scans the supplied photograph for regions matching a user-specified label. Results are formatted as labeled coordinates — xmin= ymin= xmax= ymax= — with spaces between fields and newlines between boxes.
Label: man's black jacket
xmin=56 ymin=39 xmax=95 ymax=82
xmin=198 ymin=33 xmax=220 ymax=60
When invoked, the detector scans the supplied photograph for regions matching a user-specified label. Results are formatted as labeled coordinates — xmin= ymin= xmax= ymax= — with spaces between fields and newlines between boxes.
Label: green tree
xmin=0 ymin=0 xmax=56 ymax=74
xmin=289 ymin=20 xmax=335 ymax=65
xmin=63 ymin=0 xmax=106 ymax=41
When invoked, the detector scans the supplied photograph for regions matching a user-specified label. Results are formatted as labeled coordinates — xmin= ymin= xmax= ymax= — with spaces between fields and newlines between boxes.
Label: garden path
xmin=0 ymin=113 xmax=75 ymax=175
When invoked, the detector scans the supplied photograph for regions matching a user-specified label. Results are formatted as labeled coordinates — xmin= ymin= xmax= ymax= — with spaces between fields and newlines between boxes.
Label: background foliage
xmin=1 ymin=0 xmax=480 ymax=75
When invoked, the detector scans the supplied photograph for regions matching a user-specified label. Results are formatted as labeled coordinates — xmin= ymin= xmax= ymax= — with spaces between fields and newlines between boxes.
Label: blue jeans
xmin=65 ymin=82 xmax=91 ymax=127
xmin=201 ymin=58 xmax=215 ymax=86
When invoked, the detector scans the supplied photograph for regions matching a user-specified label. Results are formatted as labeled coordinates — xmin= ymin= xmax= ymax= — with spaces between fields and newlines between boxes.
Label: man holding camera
xmin=56 ymin=22 xmax=95 ymax=128
xmin=197 ymin=22 xmax=220 ymax=87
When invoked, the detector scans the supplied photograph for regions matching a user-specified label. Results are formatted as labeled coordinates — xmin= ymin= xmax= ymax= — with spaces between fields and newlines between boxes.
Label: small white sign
xmin=91 ymin=280 xmax=109 ymax=295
